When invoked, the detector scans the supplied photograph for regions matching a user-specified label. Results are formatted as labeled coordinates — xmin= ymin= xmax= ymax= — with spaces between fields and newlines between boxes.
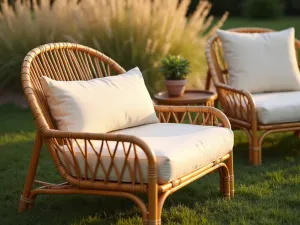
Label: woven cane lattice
xmin=154 ymin=105 xmax=230 ymax=127
xmin=52 ymin=137 xmax=147 ymax=185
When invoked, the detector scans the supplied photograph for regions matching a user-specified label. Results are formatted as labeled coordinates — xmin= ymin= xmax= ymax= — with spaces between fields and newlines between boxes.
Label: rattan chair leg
xmin=18 ymin=132 xmax=43 ymax=212
xmin=157 ymin=191 xmax=171 ymax=225
xmin=147 ymin=171 xmax=159 ymax=225
xmin=220 ymin=165 xmax=230 ymax=199
xmin=147 ymin=196 xmax=160 ymax=225
xmin=250 ymin=131 xmax=262 ymax=166
xmin=218 ymin=168 xmax=224 ymax=194
xmin=251 ymin=146 xmax=262 ymax=166
xmin=227 ymin=151 xmax=234 ymax=198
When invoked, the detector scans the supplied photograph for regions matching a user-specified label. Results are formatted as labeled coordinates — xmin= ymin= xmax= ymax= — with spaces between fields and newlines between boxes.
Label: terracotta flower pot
xmin=164 ymin=79 xmax=187 ymax=97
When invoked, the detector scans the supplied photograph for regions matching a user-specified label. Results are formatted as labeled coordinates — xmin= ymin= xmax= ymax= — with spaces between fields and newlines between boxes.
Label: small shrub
xmin=243 ymin=0 xmax=285 ymax=19
xmin=159 ymin=55 xmax=191 ymax=80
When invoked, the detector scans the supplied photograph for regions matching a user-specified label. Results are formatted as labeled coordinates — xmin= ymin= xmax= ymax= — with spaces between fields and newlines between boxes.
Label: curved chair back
xmin=21 ymin=43 xmax=126 ymax=132
xmin=205 ymin=27 xmax=300 ymax=87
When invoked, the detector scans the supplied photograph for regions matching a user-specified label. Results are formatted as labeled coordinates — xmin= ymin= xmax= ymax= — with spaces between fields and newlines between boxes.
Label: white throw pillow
xmin=40 ymin=67 xmax=159 ymax=133
xmin=217 ymin=28 xmax=300 ymax=93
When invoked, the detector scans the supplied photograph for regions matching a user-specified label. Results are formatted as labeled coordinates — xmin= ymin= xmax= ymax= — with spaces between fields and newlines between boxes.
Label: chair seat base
xmin=19 ymin=154 xmax=234 ymax=224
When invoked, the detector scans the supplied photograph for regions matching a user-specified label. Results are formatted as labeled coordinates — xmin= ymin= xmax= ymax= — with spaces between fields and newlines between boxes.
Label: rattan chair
xmin=205 ymin=27 xmax=300 ymax=166
xmin=19 ymin=43 xmax=234 ymax=225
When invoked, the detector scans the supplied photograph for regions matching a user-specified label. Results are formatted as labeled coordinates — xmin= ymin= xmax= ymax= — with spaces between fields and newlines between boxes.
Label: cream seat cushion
xmin=40 ymin=67 xmax=159 ymax=133
xmin=58 ymin=123 xmax=234 ymax=184
xmin=252 ymin=91 xmax=300 ymax=124
xmin=217 ymin=28 xmax=300 ymax=93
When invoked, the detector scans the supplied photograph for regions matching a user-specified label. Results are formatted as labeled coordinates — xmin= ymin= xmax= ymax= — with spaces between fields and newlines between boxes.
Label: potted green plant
xmin=159 ymin=55 xmax=191 ymax=97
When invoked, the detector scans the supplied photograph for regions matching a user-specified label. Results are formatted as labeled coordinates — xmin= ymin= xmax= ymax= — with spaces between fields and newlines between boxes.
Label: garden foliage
xmin=0 ymin=0 xmax=227 ymax=93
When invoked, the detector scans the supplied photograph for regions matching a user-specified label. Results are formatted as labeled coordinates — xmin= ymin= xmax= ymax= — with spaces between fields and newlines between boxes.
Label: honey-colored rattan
xmin=205 ymin=27 xmax=300 ymax=166
xmin=19 ymin=43 xmax=234 ymax=224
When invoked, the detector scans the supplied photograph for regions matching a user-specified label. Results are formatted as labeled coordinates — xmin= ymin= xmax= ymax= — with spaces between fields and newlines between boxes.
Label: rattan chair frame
xmin=205 ymin=27 xmax=300 ymax=166
xmin=19 ymin=43 xmax=234 ymax=225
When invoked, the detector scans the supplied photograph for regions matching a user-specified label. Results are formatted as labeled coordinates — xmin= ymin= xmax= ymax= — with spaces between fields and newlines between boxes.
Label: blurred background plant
xmin=0 ymin=0 xmax=78 ymax=92
xmin=242 ymin=0 xmax=285 ymax=19
xmin=0 ymin=0 xmax=228 ymax=94
xmin=67 ymin=0 xmax=228 ymax=94
xmin=189 ymin=0 xmax=299 ymax=18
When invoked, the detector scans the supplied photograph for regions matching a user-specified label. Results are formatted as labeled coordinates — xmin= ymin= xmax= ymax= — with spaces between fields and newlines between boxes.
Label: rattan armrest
xmin=42 ymin=129 xmax=155 ymax=160
xmin=43 ymin=129 xmax=147 ymax=143
xmin=154 ymin=105 xmax=231 ymax=129
xmin=215 ymin=83 xmax=257 ymax=123
xmin=41 ymin=129 xmax=157 ymax=185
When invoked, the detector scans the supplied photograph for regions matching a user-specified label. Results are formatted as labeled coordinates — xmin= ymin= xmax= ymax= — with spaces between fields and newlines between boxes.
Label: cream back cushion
xmin=40 ymin=67 xmax=159 ymax=133
xmin=217 ymin=28 xmax=300 ymax=93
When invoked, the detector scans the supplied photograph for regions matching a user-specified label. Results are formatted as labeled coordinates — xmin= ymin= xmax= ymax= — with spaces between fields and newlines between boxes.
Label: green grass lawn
xmin=1 ymin=104 xmax=300 ymax=225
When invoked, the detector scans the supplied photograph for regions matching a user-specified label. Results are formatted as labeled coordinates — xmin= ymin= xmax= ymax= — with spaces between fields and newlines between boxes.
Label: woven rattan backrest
xmin=206 ymin=27 xmax=300 ymax=85
xmin=21 ymin=43 xmax=126 ymax=132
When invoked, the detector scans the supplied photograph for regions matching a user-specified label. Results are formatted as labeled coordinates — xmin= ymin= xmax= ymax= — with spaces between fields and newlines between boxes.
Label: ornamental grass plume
xmin=69 ymin=0 xmax=228 ymax=93
xmin=0 ymin=0 xmax=228 ymax=93
xmin=0 ymin=0 xmax=78 ymax=91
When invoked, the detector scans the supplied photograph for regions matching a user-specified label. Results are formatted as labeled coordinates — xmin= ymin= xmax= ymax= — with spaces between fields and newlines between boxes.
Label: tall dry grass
xmin=0 ymin=0 xmax=78 ymax=91
xmin=69 ymin=0 xmax=228 ymax=93
xmin=0 ymin=0 xmax=227 ymax=93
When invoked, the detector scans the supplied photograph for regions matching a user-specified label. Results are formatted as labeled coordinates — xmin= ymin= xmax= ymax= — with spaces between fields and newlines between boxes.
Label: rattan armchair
xmin=19 ymin=43 xmax=234 ymax=225
xmin=205 ymin=27 xmax=300 ymax=166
